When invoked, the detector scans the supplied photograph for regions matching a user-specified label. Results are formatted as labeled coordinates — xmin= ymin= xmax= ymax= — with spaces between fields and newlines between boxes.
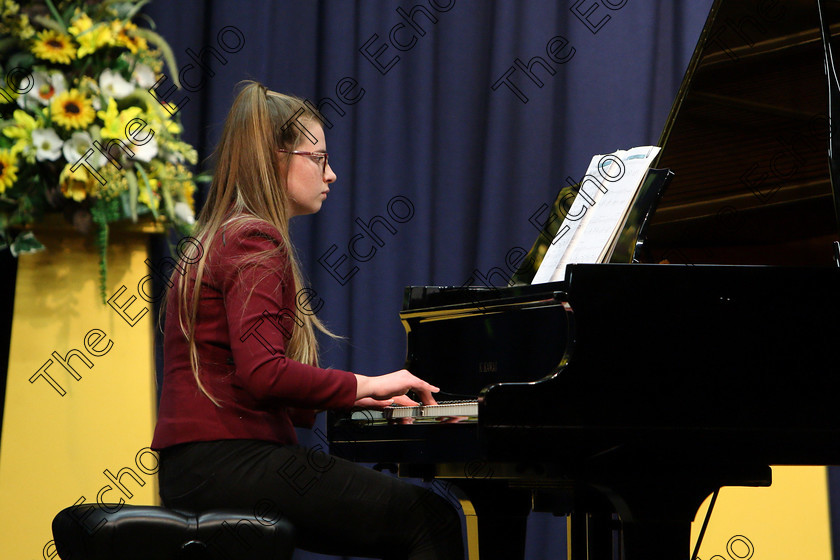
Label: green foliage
xmin=0 ymin=0 xmax=203 ymax=300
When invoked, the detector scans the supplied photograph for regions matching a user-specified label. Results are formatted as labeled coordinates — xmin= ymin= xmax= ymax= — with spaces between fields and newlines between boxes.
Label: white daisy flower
xmin=132 ymin=64 xmax=157 ymax=89
xmin=99 ymin=68 xmax=134 ymax=99
xmin=62 ymin=131 xmax=107 ymax=168
xmin=132 ymin=136 xmax=159 ymax=162
xmin=17 ymin=70 xmax=66 ymax=108
xmin=32 ymin=128 xmax=63 ymax=161
xmin=174 ymin=201 xmax=195 ymax=225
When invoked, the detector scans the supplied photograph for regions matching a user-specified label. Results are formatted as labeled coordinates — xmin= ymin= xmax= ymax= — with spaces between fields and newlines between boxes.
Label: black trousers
xmin=158 ymin=439 xmax=464 ymax=560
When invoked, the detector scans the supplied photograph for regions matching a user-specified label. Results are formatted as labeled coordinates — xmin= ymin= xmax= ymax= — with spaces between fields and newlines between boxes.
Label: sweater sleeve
xmin=287 ymin=407 xmax=317 ymax=428
xmin=217 ymin=223 xmax=357 ymax=410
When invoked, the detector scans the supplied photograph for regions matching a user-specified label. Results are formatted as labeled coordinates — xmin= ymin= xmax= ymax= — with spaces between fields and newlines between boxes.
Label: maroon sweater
xmin=151 ymin=218 xmax=357 ymax=450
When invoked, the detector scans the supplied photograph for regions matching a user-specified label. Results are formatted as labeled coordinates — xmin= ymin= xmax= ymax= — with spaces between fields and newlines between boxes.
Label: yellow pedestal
xmin=0 ymin=224 xmax=161 ymax=560
xmin=691 ymin=466 xmax=833 ymax=560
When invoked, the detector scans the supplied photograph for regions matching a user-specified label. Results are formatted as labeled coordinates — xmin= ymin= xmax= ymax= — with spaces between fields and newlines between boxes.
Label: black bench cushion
xmin=52 ymin=504 xmax=294 ymax=560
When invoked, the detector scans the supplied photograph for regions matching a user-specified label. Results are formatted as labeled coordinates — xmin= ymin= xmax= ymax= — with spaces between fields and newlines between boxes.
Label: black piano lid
xmin=512 ymin=0 xmax=840 ymax=283
xmin=647 ymin=0 xmax=840 ymax=266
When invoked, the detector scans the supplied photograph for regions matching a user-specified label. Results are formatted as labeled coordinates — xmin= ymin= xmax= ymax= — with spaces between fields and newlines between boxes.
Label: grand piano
xmin=328 ymin=1 xmax=840 ymax=559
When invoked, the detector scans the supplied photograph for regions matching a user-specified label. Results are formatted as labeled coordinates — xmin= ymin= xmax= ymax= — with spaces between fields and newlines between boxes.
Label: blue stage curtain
xmin=142 ymin=1 xmax=840 ymax=559
xmin=144 ymin=0 xmax=712 ymax=379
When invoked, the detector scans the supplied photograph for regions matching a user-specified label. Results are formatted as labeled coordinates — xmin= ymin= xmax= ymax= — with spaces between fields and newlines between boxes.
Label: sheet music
xmin=532 ymin=146 xmax=660 ymax=284
xmin=530 ymin=154 xmax=605 ymax=284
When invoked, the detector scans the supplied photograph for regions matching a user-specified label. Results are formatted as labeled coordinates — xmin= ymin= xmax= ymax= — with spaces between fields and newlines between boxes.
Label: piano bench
xmin=51 ymin=504 xmax=295 ymax=560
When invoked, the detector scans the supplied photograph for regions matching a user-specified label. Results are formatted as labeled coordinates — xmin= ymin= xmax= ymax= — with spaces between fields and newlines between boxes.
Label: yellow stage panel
xmin=691 ymin=466 xmax=832 ymax=560
xmin=0 ymin=226 xmax=160 ymax=560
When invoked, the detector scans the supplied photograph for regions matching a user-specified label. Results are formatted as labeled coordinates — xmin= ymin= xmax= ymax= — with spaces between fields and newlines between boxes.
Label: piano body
xmin=328 ymin=1 xmax=840 ymax=559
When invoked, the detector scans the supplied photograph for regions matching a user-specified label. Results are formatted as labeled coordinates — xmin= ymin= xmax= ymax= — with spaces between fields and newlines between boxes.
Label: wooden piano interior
xmin=648 ymin=0 xmax=840 ymax=266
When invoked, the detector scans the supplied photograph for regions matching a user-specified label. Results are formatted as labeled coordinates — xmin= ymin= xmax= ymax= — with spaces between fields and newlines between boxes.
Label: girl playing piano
xmin=151 ymin=81 xmax=464 ymax=560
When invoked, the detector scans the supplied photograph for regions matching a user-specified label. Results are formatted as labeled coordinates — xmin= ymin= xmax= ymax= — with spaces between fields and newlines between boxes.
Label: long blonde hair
xmin=170 ymin=81 xmax=334 ymax=406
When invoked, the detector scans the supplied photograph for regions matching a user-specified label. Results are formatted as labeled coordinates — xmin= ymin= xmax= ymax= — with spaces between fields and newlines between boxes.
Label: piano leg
xmin=594 ymin=478 xmax=710 ymax=560
xmin=591 ymin=465 xmax=771 ymax=560
xmin=620 ymin=517 xmax=692 ymax=560
xmin=567 ymin=513 xmax=614 ymax=560
xmin=452 ymin=480 xmax=531 ymax=560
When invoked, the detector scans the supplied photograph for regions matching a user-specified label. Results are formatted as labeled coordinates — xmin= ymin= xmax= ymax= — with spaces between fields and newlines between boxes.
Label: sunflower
xmin=0 ymin=149 xmax=19 ymax=194
xmin=51 ymin=89 xmax=95 ymax=130
xmin=31 ymin=29 xmax=76 ymax=65
xmin=114 ymin=21 xmax=148 ymax=54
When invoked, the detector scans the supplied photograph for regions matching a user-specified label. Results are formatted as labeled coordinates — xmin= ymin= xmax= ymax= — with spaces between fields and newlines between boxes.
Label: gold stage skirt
xmin=0 ymin=222 xmax=161 ymax=559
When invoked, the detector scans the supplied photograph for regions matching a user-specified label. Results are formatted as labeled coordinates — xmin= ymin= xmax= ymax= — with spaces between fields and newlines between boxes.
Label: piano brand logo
xmin=317 ymin=195 xmax=416 ymax=285
xmin=478 ymin=360 xmax=498 ymax=373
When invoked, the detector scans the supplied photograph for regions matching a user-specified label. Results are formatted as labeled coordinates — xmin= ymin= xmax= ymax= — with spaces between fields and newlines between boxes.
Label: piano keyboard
xmin=350 ymin=400 xmax=478 ymax=422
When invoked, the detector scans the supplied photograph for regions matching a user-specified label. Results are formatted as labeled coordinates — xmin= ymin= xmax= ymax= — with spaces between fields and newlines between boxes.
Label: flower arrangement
xmin=0 ymin=0 xmax=202 ymax=300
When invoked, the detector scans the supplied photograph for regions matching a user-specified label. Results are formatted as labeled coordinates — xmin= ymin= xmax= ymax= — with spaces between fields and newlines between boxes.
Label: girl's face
xmin=284 ymin=121 xmax=337 ymax=217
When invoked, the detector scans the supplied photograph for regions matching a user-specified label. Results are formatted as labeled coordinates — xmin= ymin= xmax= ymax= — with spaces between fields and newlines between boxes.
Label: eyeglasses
xmin=278 ymin=149 xmax=329 ymax=175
